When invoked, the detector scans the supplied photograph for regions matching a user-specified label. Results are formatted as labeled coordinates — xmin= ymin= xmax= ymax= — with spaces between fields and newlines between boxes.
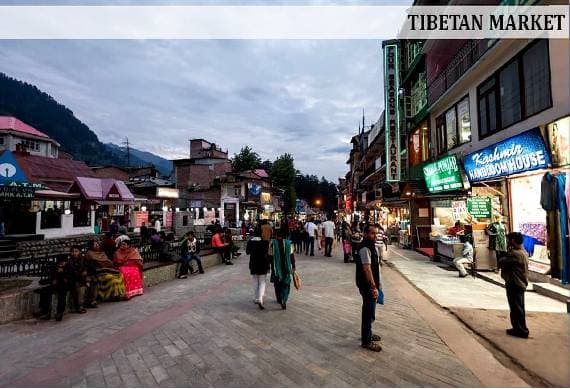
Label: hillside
xmin=0 ymin=72 xmax=171 ymax=176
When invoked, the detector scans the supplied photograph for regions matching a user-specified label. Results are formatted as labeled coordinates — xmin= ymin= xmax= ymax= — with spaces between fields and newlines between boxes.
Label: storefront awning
xmin=35 ymin=190 xmax=80 ymax=199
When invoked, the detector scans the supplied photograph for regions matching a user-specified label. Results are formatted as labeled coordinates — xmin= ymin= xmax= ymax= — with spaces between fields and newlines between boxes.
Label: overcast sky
xmin=0 ymin=1 xmax=411 ymax=180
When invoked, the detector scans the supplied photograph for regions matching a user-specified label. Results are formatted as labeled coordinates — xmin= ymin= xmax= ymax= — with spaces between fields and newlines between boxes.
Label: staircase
xmin=0 ymin=239 xmax=18 ymax=259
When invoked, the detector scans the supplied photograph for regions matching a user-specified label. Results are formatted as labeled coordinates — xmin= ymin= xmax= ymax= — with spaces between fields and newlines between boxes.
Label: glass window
xmin=499 ymin=60 xmax=521 ymax=128
xmin=523 ymin=40 xmax=551 ymax=116
xmin=445 ymin=107 xmax=457 ymax=150
xmin=436 ymin=115 xmax=446 ymax=154
xmin=0 ymin=137 xmax=4 ymax=145
xmin=479 ymin=95 xmax=488 ymax=137
xmin=457 ymin=97 xmax=471 ymax=143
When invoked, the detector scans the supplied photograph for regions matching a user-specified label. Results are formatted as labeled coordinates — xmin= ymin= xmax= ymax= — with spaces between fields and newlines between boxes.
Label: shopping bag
xmin=376 ymin=288 xmax=384 ymax=305
xmin=293 ymin=271 xmax=302 ymax=290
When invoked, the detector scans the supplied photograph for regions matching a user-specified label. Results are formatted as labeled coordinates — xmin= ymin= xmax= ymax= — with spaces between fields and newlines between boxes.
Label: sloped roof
xmin=254 ymin=169 xmax=268 ymax=178
xmin=0 ymin=116 xmax=50 ymax=139
xmin=72 ymin=176 xmax=134 ymax=201
xmin=14 ymin=153 xmax=96 ymax=183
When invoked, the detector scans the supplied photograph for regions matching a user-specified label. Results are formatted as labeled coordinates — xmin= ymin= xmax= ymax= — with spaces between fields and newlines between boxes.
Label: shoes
xmin=506 ymin=328 xmax=529 ymax=338
xmin=225 ymin=261 xmax=234 ymax=265
xmin=55 ymin=313 xmax=63 ymax=322
xmin=178 ymin=275 xmax=188 ymax=279
xmin=257 ymin=302 xmax=265 ymax=310
xmin=459 ymin=274 xmax=468 ymax=278
xmin=281 ymin=303 xmax=287 ymax=310
xmin=371 ymin=334 xmax=382 ymax=342
xmin=86 ymin=303 xmax=97 ymax=309
xmin=234 ymin=252 xmax=242 ymax=257
xmin=362 ymin=341 xmax=382 ymax=352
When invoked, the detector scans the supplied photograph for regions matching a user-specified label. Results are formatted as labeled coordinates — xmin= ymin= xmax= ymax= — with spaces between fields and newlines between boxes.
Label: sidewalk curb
xmin=448 ymin=310 xmax=554 ymax=388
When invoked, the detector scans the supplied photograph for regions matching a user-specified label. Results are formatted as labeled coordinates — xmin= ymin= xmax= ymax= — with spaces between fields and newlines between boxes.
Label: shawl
xmin=271 ymin=238 xmax=292 ymax=284
xmin=86 ymin=249 xmax=116 ymax=269
xmin=113 ymin=247 xmax=143 ymax=268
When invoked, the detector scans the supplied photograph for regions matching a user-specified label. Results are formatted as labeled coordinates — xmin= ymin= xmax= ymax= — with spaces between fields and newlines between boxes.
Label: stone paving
xmin=0 ymin=246 xmax=527 ymax=388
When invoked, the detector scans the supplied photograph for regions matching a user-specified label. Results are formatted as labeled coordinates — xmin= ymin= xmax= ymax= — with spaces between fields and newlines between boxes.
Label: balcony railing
xmin=427 ymin=39 xmax=495 ymax=107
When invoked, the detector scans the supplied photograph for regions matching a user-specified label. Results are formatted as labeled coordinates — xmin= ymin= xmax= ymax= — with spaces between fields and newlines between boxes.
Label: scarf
xmin=113 ymin=246 xmax=143 ymax=268
xmin=272 ymin=238 xmax=292 ymax=284
xmin=86 ymin=249 xmax=116 ymax=269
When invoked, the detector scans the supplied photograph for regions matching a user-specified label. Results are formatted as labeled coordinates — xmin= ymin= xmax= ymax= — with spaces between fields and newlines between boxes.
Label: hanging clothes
xmin=556 ymin=173 xmax=569 ymax=284
xmin=540 ymin=173 xmax=558 ymax=211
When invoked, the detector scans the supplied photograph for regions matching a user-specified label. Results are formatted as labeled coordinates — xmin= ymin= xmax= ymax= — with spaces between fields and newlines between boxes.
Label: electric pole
xmin=123 ymin=137 xmax=131 ymax=167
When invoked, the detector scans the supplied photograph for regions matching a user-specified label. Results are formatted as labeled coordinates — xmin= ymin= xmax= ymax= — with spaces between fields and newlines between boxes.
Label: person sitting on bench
xmin=212 ymin=226 xmax=233 ymax=265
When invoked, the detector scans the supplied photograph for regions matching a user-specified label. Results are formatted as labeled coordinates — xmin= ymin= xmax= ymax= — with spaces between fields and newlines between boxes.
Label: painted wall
xmin=35 ymin=211 xmax=96 ymax=239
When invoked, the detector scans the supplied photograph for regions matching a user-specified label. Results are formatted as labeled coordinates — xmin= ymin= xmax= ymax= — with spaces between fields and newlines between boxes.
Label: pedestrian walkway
xmin=0 ymin=246 xmax=525 ymax=387
xmin=386 ymin=245 xmax=569 ymax=387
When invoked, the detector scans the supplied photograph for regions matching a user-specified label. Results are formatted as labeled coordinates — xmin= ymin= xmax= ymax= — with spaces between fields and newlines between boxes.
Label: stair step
xmin=533 ymin=283 xmax=570 ymax=303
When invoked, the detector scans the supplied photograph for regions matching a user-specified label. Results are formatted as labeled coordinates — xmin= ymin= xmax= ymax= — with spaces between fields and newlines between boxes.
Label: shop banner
xmin=134 ymin=211 xmax=149 ymax=228
xmin=463 ymin=128 xmax=551 ymax=183
xmin=383 ymin=41 xmax=401 ymax=182
xmin=165 ymin=211 xmax=173 ymax=228
xmin=467 ymin=197 xmax=491 ymax=219
xmin=423 ymin=155 xmax=464 ymax=193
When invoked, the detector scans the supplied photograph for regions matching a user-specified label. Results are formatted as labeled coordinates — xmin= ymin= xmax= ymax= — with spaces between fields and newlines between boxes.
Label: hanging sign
xmin=248 ymin=183 xmax=262 ymax=197
xmin=383 ymin=41 xmax=401 ymax=182
xmin=463 ymin=128 xmax=551 ymax=183
xmin=423 ymin=155 xmax=464 ymax=193
xmin=467 ymin=197 xmax=492 ymax=219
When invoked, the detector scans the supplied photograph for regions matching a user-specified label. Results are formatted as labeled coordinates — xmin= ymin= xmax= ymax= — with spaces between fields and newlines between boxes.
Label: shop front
xmin=463 ymin=127 xmax=568 ymax=281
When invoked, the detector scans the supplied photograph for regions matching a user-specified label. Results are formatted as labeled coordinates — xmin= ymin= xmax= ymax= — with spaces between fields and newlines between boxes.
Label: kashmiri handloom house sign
xmin=383 ymin=41 xmax=401 ymax=182
xmin=463 ymin=128 xmax=551 ymax=183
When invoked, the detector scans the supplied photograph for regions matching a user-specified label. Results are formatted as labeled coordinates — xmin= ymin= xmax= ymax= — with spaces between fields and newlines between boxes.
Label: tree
xmin=270 ymin=153 xmax=297 ymax=213
xmin=295 ymin=173 xmax=338 ymax=215
xmin=231 ymin=146 xmax=261 ymax=173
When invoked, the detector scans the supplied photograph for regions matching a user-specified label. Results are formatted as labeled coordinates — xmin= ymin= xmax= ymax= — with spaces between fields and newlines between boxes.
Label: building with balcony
xmin=0 ymin=116 xmax=60 ymax=158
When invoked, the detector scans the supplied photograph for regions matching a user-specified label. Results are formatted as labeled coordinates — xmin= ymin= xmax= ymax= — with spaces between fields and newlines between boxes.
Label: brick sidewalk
xmin=0 ymin=246 xmax=525 ymax=387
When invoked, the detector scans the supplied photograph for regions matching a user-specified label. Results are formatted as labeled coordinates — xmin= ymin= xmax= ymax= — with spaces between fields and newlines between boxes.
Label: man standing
xmin=304 ymin=218 xmax=317 ymax=256
xmin=322 ymin=217 xmax=336 ymax=257
xmin=354 ymin=225 xmax=382 ymax=352
xmin=498 ymin=232 xmax=530 ymax=338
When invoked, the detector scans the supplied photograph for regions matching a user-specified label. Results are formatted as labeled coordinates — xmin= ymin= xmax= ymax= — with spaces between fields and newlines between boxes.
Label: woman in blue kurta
xmin=269 ymin=228 xmax=296 ymax=310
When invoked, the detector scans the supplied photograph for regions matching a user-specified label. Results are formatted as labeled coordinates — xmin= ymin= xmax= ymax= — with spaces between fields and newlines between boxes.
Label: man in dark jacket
xmin=178 ymin=231 xmax=204 ymax=278
xmin=247 ymin=227 xmax=271 ymax=309
xmin=355 ymin=224 xmax=382 ymax=352
xmin=498 ymin=232 xmax=530 ymax=338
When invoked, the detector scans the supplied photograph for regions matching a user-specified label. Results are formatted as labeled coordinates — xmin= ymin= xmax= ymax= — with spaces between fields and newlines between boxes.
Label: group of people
xmin=37 ymin=234 xmax=144 ymax=322
xmin=341 ymin=220 xmax=388 ymax=264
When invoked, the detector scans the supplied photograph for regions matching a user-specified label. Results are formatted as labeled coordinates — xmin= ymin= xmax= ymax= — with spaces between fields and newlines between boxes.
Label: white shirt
xmin=322 ymin=220 xmax=335 ymax=238
xmin=155 ymin=220 xmax=161 ymax=232
xmin=305 ymin=222 xmax=317 ymax=237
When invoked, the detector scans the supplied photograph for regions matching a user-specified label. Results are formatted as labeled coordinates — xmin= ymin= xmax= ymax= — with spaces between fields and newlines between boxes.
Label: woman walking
xmin=246 ymin=227 xmax=271 ymax=310
xmin=86 ymin=239 xmax=126 ymax=302
xmin=269 ymin=228 xmax=296 ymax=310
xmin=342 ymin=221 xmax=353 ymax=263
xmin=113 ymin=235 xmax=144 ymax=299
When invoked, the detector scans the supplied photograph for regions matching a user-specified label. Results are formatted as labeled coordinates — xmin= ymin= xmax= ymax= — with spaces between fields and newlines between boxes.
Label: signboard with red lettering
xmin=134 ymin=211 xmax=149 ymax=228
xmin=383 ymin=42 xmax=401 ymax=182
xmin=165 ymin=211 xmax=173 ymax=228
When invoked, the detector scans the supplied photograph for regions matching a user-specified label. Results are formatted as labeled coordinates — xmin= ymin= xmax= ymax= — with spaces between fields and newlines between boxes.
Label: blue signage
xmin=248 ymin=183 xmax=262 ymax=196
xmin=463 ymin=128 xmax=551 ymax=183
xmin=0 ymin=150 xmax=30 ymax=185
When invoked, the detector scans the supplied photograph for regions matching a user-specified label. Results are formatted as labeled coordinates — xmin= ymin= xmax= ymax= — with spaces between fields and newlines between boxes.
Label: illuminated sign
xmin=463 ymin=128 xmax=551 ymax=182
xmin=383 ymin=41 xmax=401 ymax=182
xmin=156 ymin=187 xmax=179 ymax=199
xmin=423 ymin=155 xmax=464 ymax=193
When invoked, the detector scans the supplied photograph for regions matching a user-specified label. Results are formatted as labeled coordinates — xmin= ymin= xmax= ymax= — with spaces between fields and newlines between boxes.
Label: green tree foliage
xmin=295 ymin=174 xmax=338 ymax=215
xmin=270 ymin=153 xmax=297 ymax=213
xmin=231 ymin=146 xmax=262 ymax=173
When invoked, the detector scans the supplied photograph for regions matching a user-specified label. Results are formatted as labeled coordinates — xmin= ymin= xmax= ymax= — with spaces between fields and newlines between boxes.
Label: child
xmin=498 ymin=232 xmax=529 ymax=338
xmin=453 ymin=234 xmax=473 ymax=278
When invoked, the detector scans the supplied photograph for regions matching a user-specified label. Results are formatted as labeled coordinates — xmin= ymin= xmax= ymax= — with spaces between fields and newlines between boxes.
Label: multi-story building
xmin=172 ymin=139 xmax=232 ymax=224
xmin=0 ymin=116 xmax=60 ymax=158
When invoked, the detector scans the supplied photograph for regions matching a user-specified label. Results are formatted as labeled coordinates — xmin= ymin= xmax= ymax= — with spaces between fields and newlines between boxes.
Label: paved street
xmin=0 ymin=246 xmax=527 ymax=388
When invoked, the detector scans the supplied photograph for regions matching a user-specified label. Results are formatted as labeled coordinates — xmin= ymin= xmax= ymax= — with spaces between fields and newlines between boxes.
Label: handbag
xmin=376 ymin=288 xmax=384 ymax=305
xmin=293 ymin=271 xmax=302 ymax=290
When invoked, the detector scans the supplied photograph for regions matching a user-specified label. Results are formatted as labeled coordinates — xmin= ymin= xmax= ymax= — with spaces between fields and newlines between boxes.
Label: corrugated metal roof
xmin=0 ymin=116 xmax=50 ymax=139
xmin=15 ymin=153 xmax=96 ymax=183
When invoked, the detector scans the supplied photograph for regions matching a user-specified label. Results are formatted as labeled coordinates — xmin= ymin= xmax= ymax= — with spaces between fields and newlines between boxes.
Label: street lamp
xmin=315 ymin=199 xmax=321 ymax=207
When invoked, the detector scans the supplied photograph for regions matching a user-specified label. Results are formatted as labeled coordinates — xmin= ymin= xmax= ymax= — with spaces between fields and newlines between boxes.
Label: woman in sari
xmin=269 ymin=228 xmax=296 ymax=310
xmin=113 ymin=235 xmax=144 ymax=299
xmin=86 ymin=240 xmax=126 ymax=302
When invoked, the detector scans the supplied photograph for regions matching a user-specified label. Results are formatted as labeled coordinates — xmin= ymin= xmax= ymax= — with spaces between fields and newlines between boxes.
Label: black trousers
xmin=506 ymin=283 xmax=528 ymax=334
xmin=305 ymin=237 xmax=315 ymax=256
xmin=39 ymin=285 xmax=68 ymax=316
xmin=324 ymin=237 xmax=334 ymax=257
xmin=359 ymin=288 xmax=376 ymax=345
xmin=215 ymin=246 xmax=230 ymax=262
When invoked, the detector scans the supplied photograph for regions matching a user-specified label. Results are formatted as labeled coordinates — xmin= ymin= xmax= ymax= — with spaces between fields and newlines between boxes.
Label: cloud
xmin=0 ymin=38 xmax=383 ymax=180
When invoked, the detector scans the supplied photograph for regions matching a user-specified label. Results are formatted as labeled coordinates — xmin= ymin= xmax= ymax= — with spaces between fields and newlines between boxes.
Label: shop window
xmin=0 ymin=136 xmax=4 ymax=145
xmin=477 ymin=39 xmax=552 ymax=139
xmin=436 ymin=96 xmax=471 ymax=155
xmin=182 ymin=215 xmax=189 ymax=226
xmin=50 ymin=145 xmax=58 ymax=157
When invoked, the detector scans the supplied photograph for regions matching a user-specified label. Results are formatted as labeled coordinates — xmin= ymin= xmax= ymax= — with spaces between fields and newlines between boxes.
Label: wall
xmin=429 ymin=39 xmax=570 ymax=160
xmin=36 ymin=211 xmax=96 ymax=239
xmin=0 ymin=134 xmax=55 ymax=158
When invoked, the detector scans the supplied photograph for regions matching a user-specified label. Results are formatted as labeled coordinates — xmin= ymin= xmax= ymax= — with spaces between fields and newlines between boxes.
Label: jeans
xmin=453 ymin=257 xmax=472 ymax=276
xmin=306 ymin=236 xmax=315 ymax=256
xmin=324 ymin=237 xmax=334 ymax=256
xmin=506 ymin=283 xmax=528 ymax=334
xmin=359 ymin=288 xmax=376 ymax=345
xmin=180 ymin=253 xmax=204 ymax=275
xmin=252 ymin=274 xmax=267 ymax=303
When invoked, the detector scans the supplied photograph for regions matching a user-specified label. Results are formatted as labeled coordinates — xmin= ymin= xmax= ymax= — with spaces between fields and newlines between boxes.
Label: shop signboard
xmin=165 ymin=211 xmax=173 ymax=228
xmin=134 ymin=211 xmax=149 ymax=228
xmin=423 ymin=155 xmax=464 ymax=193
xmin=383 ymin=41 xmax=401 ymax=182
xmin=0 ymin=185 xmax=35 ymax=199
xmin=248 ymin=183 xmax=262 ymax=198
xmin=463 ymin=128 xmax=551 ymax=183
xmin=467 ymin=197 xmax=492 ymax=219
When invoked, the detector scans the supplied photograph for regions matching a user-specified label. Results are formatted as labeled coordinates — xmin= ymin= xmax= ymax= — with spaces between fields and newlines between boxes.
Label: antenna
xmin=123 ymin=137 xmax=131 ymax=167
